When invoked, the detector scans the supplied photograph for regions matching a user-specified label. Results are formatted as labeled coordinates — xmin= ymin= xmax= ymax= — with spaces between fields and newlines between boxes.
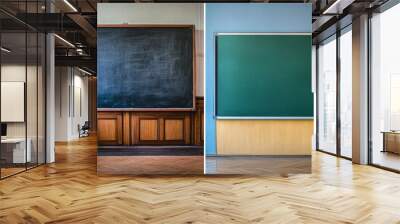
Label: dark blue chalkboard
xmin=97 ymin=27 xmax=194 ymax=109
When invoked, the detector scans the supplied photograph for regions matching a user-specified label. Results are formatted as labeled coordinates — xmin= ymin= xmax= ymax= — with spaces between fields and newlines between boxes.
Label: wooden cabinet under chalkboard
xmin=97 ymin=106 xmax=204 ymax=146
xmin=97 ymin=25 xmax=196 ymax=111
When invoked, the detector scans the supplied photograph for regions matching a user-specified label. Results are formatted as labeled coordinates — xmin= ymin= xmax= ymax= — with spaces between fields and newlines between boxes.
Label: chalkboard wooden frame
xmin=214 ymin=32 xmax=313 ymax=119
xmin=97 ymin=24 xmax=197 ymax=112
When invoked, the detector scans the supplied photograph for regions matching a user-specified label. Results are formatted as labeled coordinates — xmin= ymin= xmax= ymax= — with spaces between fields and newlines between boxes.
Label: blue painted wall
xmin=205 ymin=3 xmax=312 ymax=155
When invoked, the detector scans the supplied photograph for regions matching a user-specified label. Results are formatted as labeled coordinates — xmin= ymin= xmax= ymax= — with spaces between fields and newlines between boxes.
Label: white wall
xmin=72 ymin=73 xmax=89 ymax=138
xmin=55 ymin=67 xmax=89 ymax=141
xmin=55 ymin=67 xmax=68 ymax=141
xmin=1 ymin=65 xmax=26 ymax=139
xmin=1 ymin=63 xmax=46 ymax=163
xmin=1 ymin=82 xmax=24 ymax=122
xmin=1 ymin=65 xmax=26 ymax=82
xmin=46 ymin=32 xmax=56 ymax=163
xmin=1 ymin=65 xmax=38 ymax=138
xmin=97 ymin=3 xmax=204 ymax=96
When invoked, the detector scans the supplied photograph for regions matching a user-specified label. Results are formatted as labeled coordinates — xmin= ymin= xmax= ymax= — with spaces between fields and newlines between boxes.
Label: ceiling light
xmin=78 ymin=67 xmax=93 ymax=76
xmin=54 ymin=34 xmax=75 ymax=48
xmin=323 ymin=0 xmax=355 ymax=15
xmin=323 ymin=0 xmax=343 ymax=14
xmin=1 ymin=47 xmax=11 ymax=53
xmin=63 ymin=0 xmax=78 ymax=12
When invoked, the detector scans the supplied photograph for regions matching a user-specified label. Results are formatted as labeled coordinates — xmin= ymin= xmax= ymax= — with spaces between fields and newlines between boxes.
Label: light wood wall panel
xmin=216 ymin=120 xmax=313 ymax=155
xmin=122 ymin=112 xmax=131 ymax=145
xmin=194 ymin=97 xmax=204 ymax=145
xmin=88 ymin=77 xmax=97 ymax=132
xmin=139 ymin=119 xmax=159 ymax=141
xmin=97 ymin=112 xmax=123 ymax=145
xmin=164 ymin=119 xmax=184 ymax=140
xmin=98 ymin=120 xmax=117 ymax=140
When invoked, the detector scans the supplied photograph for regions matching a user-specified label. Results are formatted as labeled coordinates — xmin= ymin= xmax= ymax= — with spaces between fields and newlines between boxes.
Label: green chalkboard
xmin=216 ymin=34 xmax=313 ymax=118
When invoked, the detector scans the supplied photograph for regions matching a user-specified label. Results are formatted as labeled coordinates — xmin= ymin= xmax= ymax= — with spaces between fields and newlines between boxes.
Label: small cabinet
xmin=131 ymin=113 xmax=191 ymax=145
xmin=97 ymin=112 xmax=123 ymax=145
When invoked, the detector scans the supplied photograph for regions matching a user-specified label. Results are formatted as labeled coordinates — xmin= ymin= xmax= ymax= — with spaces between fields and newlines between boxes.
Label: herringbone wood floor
xmin=1 ymin=136 xmax=400 ymax=224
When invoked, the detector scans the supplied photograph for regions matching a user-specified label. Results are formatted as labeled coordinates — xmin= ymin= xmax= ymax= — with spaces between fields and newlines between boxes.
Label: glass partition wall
xmin=0 ymin=30 xmax=28 ymax=177
xmin=370 ymin=3 xmax=400 ymax=171
xmin=317 ymin=35 xmax=337 ymax=155
xmin=317 ymin=26 xmax=353 ymax=159
xmin=0 ymin=2 xmax=46 ymax=179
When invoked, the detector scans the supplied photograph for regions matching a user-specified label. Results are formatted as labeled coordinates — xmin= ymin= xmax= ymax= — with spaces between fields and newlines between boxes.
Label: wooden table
xmin=382 ymin=131 xmax=400 ymax=154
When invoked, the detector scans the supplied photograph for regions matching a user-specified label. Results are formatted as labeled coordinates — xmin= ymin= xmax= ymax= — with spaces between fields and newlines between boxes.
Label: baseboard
xmin=206 ymin=155 xmax=312 ymax=158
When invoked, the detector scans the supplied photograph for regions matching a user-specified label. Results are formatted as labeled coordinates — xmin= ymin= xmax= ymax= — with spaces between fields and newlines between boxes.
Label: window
xmin=370 ymin=3 xmax=400 ymax=171
xmin=318 ymin=35 xmax=337 ymax=154
xmin=339 ymin=27 xmax=352 ymax=158
xmin=317 ymin=25 xmax=353 ymax=159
